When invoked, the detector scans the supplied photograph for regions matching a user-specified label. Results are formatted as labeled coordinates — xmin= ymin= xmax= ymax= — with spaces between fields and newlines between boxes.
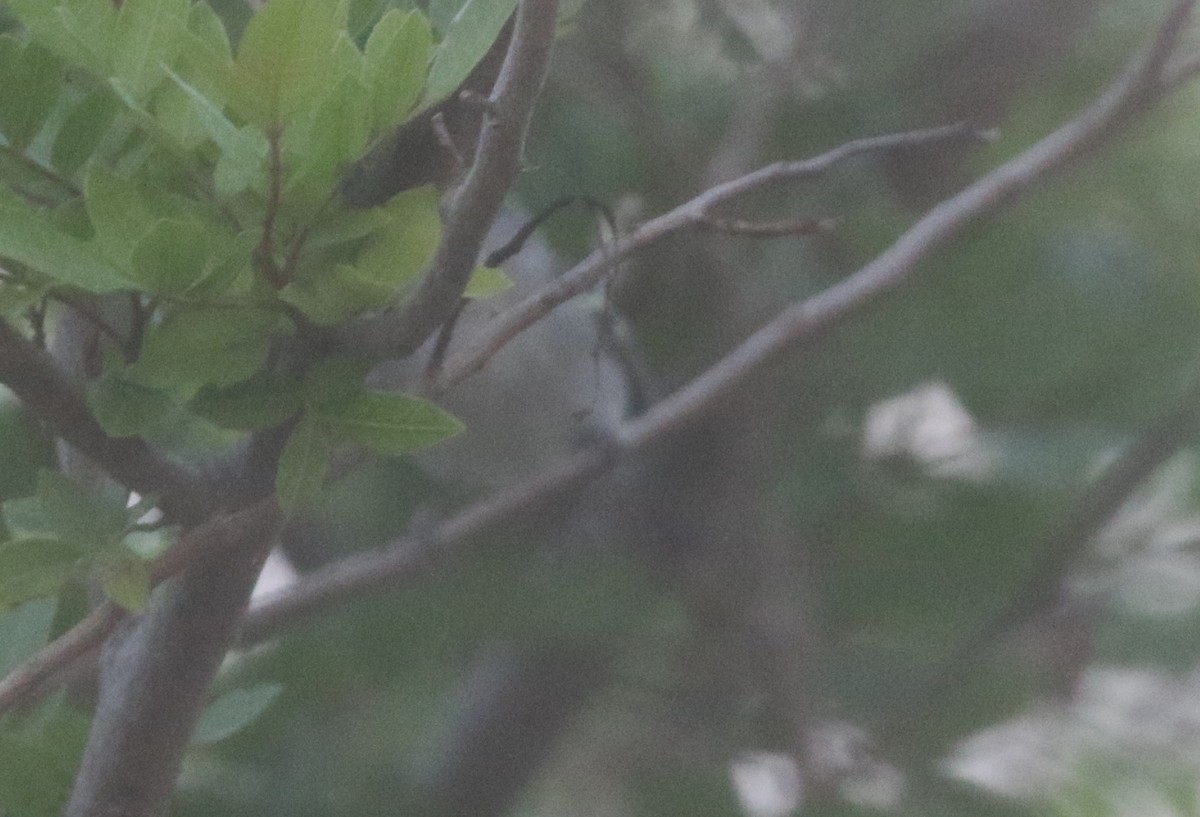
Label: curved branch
xmin=0 ymin=320 xmax=215 ymax=524
xmin=239 ymin=0 xmax=1199 ymax=642
xmin=431 ymin=122 xmax=987 ymax=393
xmin=335 ymin=0 xmax=560 ymax=359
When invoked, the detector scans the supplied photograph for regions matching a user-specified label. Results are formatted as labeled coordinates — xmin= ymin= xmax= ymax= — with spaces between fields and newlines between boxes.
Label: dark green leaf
xmin=275 ymin=417 xmax=333 ymax=510
xmin=191 ymin=373 xmax=303 ymax=431
xmin=87 ymin=373 xmax=177 ymax=437
xmin=128 ymin=306 xmax=280 ymax=392
xmin=0 ymin=37 xmax=62 ymax=151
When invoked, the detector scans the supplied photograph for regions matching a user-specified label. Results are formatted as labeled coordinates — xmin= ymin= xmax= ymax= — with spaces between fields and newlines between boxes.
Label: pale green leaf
xmin=84 ymin=165 xmax=158 ymax=265
xmin=98 ymin=551 xmax=151 ymax=612
xmin=232 ymin=0 xmax=347 ymax=126
xmin=164 ymin=67 xmax=268 ymax=196
xmin=464 ymin=265 xmax=513 ymax=298
xmin=112 ymin=0 xmax=190 ymax=101
xmin=284 ymin=71 xmax=371 ymax=205
xmin=315 ymin=390 xmax=463 ymax=454
xmin=129 ymin=218 xmax=211 ymax=293
xmin=275 ymin=417 xmax=333 ymax=510
xmin=0 ymin=194 xmax=127 ymax=292
xmin=364 ymin=9 xmax=432 ymax=130
xmin=0 ymin=537 xmax=83 ymax=611
xmin=194 ymin=684 xmax=284 ymax=744
xmin=422 ymin=0 xmax=516 ymax=106
xmin=349 ymin=185 xmax=441 ymax=286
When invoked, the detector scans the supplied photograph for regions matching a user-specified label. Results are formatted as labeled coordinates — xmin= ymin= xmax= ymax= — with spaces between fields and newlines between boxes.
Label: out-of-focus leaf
xmin=364 ymin=9 xmax=431 ymax=130
xmin=422 ymin=0 xmax=516 ymax=106
xmin=0 ymin=37 xmax=62 ymax=152
xmin=0 ymin=537 xmax=84 ymax=611
xmin=191 ymin=373 xmax=303 ymax=431
xmin=0 ymin=597 xmax=55 ymax=677
xmin=464 ymin=265 xmax=513 ymax=298
xmin=88 ymin=374 xmax=176 ymax=437
xmin=315 ymin=391 xmax=463 ymax=455
xmin=232 ymin=0 xmax=346 ymax=127
xmin=128 ymin=306 xmax=280 ymax=392
xmin=193 ymin=683 xmax=284 ymax=744
xmin=111 ymin=0 xmax=190 ymax=101
xmin=275 ymin=417 xmax=333 ymax=511
xmin=0 ymin=193 xmax=127 ymax=292
xmin=0 ymin=703 xmax=89 ymax=817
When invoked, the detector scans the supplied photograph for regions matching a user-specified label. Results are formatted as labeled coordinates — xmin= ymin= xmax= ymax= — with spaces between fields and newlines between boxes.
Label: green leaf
xmin=364 ymin=9 xmax=432 ymax=131
xmin=422 ymin=0 xmax=516 ymax=106
xmin=0 ymin=537 xmax=84 ymax=611
xmin=349 ymin=185 xmax=442 ymax=287
xmin=0 ymin=278 xmax=48 ymax=315
xmin=52 ymin=91 xmax=121 ymax=178
xmin=164 ymin=67 xmax=268 ymax=197
xmin=87 ymin=373 xmax=176 ymax=437
xmin=315 ymin=390 xmax=463 ymax=454
xmin=275 ymin=417 xmax=333 ymax=510
xmin=3 ymin=470 xmax=132 ymax=550
xmin=302 ymin=355 xmax=372 ymax=411
xmin=97 ymin=550 xmax=151 ymax=612
xmin=191 ymin=372 xmax=303 ymax=431
xmin=232 ymin=0 xmax=348 ymax=127
xmin=0 ymin=37 xmax=62 ymax=152
xmin=129 ymin=218 xmax=211 ymax=293
xmin=111 ymin=0 xmax=190 ymax=101
xmin=84 ymin=165 xmax=155 ymax=266
xmin=284 ymin=71 xmax=371 ymax=205
xmin=128 ymin=306 xmax=280 ymax=392
xmin=0 ymin=194 xmax=127 ymax=292
xmin=0 ymin=597 xmax=55 ymax=678
xmin=464 ymin=265 xmax=513 ymax=298
xmin=6 ymin=0 xmax=115 ymax=75
xmin=193 ymin=683 xmax=284 ymax=744
xmin=0 ymin=705 xmax=89 ymax=817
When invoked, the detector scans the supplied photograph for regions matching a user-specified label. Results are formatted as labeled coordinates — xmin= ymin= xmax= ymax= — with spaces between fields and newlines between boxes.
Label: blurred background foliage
xmin=5 ymin=0 xmax=1200 ymax=815
xmin=179 ymin=0 xmax=1200 ymax=815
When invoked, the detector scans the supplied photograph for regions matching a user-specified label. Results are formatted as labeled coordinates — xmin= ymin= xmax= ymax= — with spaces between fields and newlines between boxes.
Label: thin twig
xmin=695 ymin=214 xmax=841 ymax=236
xmin=236 ymin=1 xmax=1199 ymax=642
xmin=431 ymin=122 xmax=987 ymax=394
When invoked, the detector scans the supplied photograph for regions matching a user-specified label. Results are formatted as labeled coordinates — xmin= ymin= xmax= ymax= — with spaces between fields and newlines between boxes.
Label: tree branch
xmin=0 ymin=498 xmax=280 ymax=716
xmin=430 ymin=122 xmax=988 ymax=394
xmin=239 ymin=0 xmax=1198 ymax=642
xmin=63 ymin=499 xmax=280 ymax=817
xmin=0 ymin=319 xmax=215 ymax=524
xmin=335 ymin=0 xmax=560 ymax=359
